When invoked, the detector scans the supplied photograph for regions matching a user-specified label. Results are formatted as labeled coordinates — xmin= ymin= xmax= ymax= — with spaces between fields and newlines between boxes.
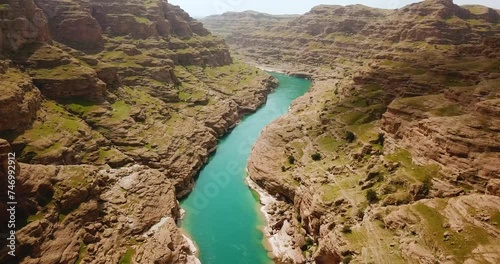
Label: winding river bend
xmin=181 ymin=73 xmax=311 ymax=264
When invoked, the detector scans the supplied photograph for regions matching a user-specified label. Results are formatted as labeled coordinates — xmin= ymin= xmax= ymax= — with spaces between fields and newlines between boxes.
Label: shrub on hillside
xmin=311 ymin=153 xmax=322 ymax=161
xmin=366 ymin=189 xmax=379 ymax=204
xmin=341 ymin=225 xmax=352 ymax=233
xmin=345 ymin=131 xmax=356 ymax=143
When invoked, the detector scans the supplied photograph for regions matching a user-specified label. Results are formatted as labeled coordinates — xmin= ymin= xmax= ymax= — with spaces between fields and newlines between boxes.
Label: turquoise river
xmin=181 ymin=73 xmax=311 ymax=264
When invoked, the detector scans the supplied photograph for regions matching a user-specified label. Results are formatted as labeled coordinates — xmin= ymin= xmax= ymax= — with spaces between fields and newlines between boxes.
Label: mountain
xmin=0 ymin=0 xmax=276 ymax=263
xmin=205 ymin=0 xmax=500 ymax=263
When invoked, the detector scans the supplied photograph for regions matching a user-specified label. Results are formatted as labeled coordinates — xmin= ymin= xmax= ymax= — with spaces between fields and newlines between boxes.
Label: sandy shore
xmin=182 ymin=234 xmax=201 ymax=264
xmin=246 ymin=176 xmax=300 ymax=263
xmin=254 ymin=64 xmax=288 ymax=74
xmin=247 ymin=61 xmax=315 ymax=79
xmin=179 ymin=209 xmax=201 ymax=264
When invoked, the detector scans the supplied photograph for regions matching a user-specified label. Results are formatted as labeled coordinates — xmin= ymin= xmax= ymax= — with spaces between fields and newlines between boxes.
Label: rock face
xmin=0 ymin=0 xmax=50 ymax=52
xmin=19 ymin=44 xmax=108 ymax=102
xmin=34 ymin=0 xmax=104 ymax=50
xmin=0 ymin=62 xmax=41 ymax=133
xmin=0 ymin=0 xmax=277 ymax=263
xmin=204 ymin=0 xmax=500 ymax=263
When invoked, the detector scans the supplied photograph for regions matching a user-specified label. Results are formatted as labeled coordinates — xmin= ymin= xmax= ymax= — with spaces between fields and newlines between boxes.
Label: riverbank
xmin=180 ymin=73 xmax=311 ymax=264
xmin=246 ymin=177 xmax=305 ymax=263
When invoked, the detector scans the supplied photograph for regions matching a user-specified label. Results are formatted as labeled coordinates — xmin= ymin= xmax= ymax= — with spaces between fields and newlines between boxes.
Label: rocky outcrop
xmin=0 ymin=62 xmax=41 ymax=133
xmin=8 ymin=164 xmax=198 ymax=263
xmin=0 ymin=0 xmax=50 ymax=53
xmin=34 ymin=0 xmax=104 ymax=50
xmin=381 ymin=86 xmax=500 ymax=192
xmin=20 ymin=44 xmax=107 ymax=102
xmin=0 ymin=0 xmax=277 ymax=263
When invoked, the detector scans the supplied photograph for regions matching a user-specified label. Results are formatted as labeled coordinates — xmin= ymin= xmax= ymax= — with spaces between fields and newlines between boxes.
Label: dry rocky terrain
xmin=204 ymin=0 xmax=500 ymax=263
xmin=0 ymin=0 xmax=276 ymax=263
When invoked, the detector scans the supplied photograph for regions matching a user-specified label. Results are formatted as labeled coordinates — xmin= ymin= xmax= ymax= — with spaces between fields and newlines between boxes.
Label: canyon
xmin=204 ymin=0 xmax=500 ymax=263
xmin=0 ymin=0 xmax=499 ymax=263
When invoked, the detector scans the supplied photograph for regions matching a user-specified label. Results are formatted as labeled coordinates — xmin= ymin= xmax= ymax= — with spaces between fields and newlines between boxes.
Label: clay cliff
xmin=205 ymin=0 xmax=500 ymax=263
xmin=0 ymin=0 xmax=276 ymax=263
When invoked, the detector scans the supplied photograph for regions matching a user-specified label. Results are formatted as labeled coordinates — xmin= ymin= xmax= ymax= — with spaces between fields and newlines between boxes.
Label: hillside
xmin=205 ymin=0 xmax=500 ymax=263
xmin=0 ymin=0 xmax=276 ymax=263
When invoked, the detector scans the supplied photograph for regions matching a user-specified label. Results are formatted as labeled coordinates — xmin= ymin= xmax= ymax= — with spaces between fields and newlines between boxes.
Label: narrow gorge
xmin=181 ymin=73 xmax=310 ymax=264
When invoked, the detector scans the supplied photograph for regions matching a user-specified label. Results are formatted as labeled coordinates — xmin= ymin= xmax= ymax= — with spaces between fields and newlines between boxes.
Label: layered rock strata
xmin=0 ymin=0 xmax=276 ymax=263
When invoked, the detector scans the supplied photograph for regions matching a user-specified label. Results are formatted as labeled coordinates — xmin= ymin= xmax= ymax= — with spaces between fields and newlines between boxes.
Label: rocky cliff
xmin=0 ymin=0 xmax=276 ymax=263
xmin=206 ymin=0 xmax=500 ymax=263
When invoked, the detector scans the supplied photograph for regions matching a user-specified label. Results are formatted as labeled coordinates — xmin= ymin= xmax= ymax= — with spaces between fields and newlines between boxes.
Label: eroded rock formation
xmin=0 ymin=0 xmax=277 ymax=263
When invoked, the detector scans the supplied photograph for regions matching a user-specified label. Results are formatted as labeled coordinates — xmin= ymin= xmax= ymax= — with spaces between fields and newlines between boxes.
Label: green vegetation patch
xmin=320 ymin=184 xmax=341 ymax=202
xmin=392 ymin=95 xmax=432 ymax=111
xmin=119 ymin=247 xmax=136 ymax=264
xmin=134 ymin=16 xmax=153 ymax=25
xmin=348 ymin=122 xmax=379 ymax=144
xmin=391 ymin=93 xmax=463 ymax=117
xmin=380 ymin=60 xmax=408 ymax=67
xmin=67 ymin=172 xmax=91 ymax=189
xmin=58 ymin=213 xmax=67 ymax=222
xmin=19 ymin=101 xmax=87 ymax=160
xmin=27 ymin=212 xmax=45 ymax=223
xmin=184 ymin=34 xmax=218 ymax=44
xmin=333 ymin=84 xmax=386 ymax=126
xmin=397 ymin=67 xmax=428 ymax=75
xmin=344 ymin=224 xmax=406 ymax=263
xmin=200 ymin=62 xmax=263 ymax=93
xmin=311 ymin=153 xmax=322 ymax=161
xmin=430 ymin=104 xmax=463 ymax=117
xmin=445 ymin=16 xmax=467 ymax=27
xmin=55 ymin=167 xmax=94 ymax=193
xmin=97 ymin=148 xmax=125 ymax=163
xmin=316 ymin=135 xmax=344 ymax=152
xmin=366 ymin=189 xmax=379 ymax=204
xmin=290 ymin=141 xmax=305 ymax=160
xmin=385 ymin=148 xmax=440 ymax=182
xmin=0 ymin=4 xmax=12 ymax=10
xmin=30 ymin=63 xmax=94 ymax=80
xmin=110 ymin=101 xmax=132 ymax=121
xmin=340 ymin=110 xmax=367 ymax=125
xmin=62 ymin=98 xmax=101 ymax=116
xmin=442 ymin=74 xmax=469 ymax=87
xmin=413 ymin=202 xmax=491 ymax=262
xmin=380 ymin=60 xmax=427 ymax=75
xmin=75 ymin=242 xmax=88 ymax=264
xmin=98 ymin=50 xmax=146 ymax=68
xmin=178 ymin=90 xmax=206 ymax=102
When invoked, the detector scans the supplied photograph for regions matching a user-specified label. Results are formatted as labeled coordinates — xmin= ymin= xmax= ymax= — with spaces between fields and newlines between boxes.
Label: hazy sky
xmin=169 ymin=0 xmax=500 ymax=18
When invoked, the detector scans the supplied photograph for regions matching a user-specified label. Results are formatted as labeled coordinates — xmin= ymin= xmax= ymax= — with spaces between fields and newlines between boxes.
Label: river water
xmin=180 ymin=73 xmax=311 ymax=264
